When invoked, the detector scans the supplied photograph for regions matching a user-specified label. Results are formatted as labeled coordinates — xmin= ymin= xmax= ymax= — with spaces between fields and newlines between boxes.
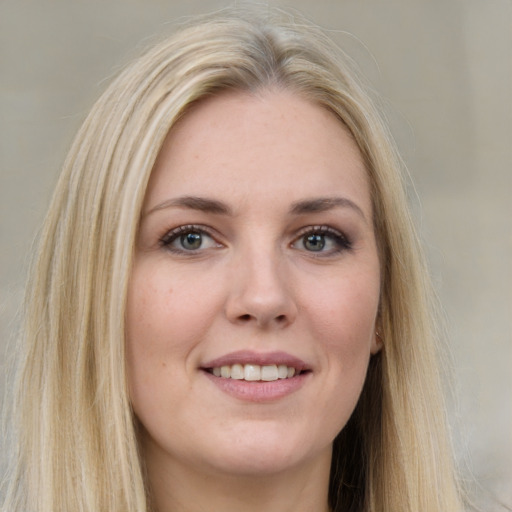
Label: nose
xmin=224 ymin=248 xmax=298 ymax=329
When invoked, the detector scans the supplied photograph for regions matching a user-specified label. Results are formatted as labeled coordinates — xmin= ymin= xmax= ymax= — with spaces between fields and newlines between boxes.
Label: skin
xmin=126 ymin=89 xmax=382 ymax=512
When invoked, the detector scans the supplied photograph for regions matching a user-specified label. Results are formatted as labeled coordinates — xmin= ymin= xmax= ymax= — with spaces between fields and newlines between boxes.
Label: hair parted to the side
xmin=2 ymin=7 xmax=463 ymax=512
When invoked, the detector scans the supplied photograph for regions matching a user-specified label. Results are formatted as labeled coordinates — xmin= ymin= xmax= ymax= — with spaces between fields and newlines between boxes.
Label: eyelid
xmin=159 ymin=224 xmax=223 ymax=253
xmin=291 ymin=225 xmax=352 ymax=254
xmin=293 ymin=224 xmax=346 ymax=238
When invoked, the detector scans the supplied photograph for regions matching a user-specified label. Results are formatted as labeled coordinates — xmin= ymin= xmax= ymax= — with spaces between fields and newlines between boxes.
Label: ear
xmin=370 ymin=329 xmax=383 ymax=355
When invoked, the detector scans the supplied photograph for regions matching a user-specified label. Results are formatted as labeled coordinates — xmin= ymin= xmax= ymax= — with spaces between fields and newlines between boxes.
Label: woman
xmin=2 ymin=8 xmax=463 ymax=512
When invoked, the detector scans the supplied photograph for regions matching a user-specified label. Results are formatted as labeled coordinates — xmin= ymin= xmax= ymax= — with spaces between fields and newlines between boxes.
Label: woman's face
xmin=126 ymin=90 xmax=381 ymax=478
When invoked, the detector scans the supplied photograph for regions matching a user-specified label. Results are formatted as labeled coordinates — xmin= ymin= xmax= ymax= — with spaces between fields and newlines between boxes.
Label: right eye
xmin=160 ymin=225 xmax=221 ymax=253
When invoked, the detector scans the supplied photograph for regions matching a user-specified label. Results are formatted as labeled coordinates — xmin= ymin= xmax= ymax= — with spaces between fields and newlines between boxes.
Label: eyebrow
xmin=145 ymin=195 xmax=367 ymax=222
xmin=290 ymin=197 xmax=367 ymax=221
xmin=145 ymin=195 xmax=233 ymax=217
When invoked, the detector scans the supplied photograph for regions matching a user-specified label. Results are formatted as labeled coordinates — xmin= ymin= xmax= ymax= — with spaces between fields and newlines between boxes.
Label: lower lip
xmin=202 ymin=370 xmax=310 ymax=402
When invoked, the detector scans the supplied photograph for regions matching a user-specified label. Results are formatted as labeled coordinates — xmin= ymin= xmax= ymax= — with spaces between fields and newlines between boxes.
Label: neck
xmin=143 ymin=442 xmax=332 ymax=512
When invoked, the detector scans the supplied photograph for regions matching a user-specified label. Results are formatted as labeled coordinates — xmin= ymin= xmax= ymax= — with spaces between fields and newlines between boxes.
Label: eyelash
xmin=158 ymin=224 xmax=352 ymax=255
xmin=159 ymin=224 xmax=220 ymax=254
xmin=292 ymin=225 xmax=352 ymax=255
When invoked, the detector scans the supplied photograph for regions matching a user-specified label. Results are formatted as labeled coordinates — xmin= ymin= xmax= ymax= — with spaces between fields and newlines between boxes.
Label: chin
xmin=199 ymin=423 xmax=330 ymax=477
xmin=207 ymin=452 xmax=309 ymax=478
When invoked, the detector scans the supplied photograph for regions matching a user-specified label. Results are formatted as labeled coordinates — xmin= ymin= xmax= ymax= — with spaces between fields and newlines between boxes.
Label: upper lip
xmin=201 ymin=350 xmax=309 ymax=371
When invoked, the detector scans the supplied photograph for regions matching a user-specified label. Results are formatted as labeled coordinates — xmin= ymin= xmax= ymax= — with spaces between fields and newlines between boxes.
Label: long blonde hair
xmin=3 ymin=8 xmax=463 ymax=512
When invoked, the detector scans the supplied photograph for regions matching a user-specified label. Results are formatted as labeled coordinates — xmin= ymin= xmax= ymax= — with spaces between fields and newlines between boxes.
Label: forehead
xmin=145 ymin=89 xmax=371 ymax=217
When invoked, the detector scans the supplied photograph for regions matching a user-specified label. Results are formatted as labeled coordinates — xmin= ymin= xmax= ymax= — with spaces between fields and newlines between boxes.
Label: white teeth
xmin=210 ymin=363 xmax=301 ymax=381
xmin=231 ymin=363 xmax=244 ymax=380
xmin=244 ymin=364 xmax=261 ymax=381
xmin=261 ymin=365 xmax=278 ymax=381
xmin=277 ymin=364 xmax=288 ymax=379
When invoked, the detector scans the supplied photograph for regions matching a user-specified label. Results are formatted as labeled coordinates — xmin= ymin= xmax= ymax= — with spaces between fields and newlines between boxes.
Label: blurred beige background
xmin=1 ymin=0 xmax=511 ymax=508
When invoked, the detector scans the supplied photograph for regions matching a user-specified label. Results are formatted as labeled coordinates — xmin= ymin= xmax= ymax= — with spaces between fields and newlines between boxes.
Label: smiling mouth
xmin=206 ymin=364 xmax=308 ymax=382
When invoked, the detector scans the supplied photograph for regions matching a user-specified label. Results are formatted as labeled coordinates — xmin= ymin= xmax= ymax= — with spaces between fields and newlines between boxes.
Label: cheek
xmin=126 ymin=260 xmax=216 ymax=352
xmin=301 ymin=270 xmax=379 ymax=422
xmin=305 ymin=269 xmax=380 ymax=350
xmin=125 ymin=260 xmax=225 ymax=403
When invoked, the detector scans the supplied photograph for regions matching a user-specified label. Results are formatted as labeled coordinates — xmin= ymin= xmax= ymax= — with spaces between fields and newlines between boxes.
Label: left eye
xmin=303 ymin=233 xmax=327 ymax=251
xmin=292 ymin=227 xmax=351 ymax=254
xmin=160 ymin=226 xmax=220 ymax=252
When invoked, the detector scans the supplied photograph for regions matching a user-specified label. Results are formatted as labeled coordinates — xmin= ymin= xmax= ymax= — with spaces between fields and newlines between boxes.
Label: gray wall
xmin=1 ymin=0 xmax=511 ymax=508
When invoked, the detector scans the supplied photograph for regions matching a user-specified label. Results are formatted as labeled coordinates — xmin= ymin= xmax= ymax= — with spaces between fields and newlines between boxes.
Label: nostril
xmin=236 ymin=313 xmax=287 ymax=324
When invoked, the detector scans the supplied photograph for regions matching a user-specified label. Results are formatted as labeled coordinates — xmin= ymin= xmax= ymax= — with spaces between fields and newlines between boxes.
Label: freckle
xmin=162 ymin=362 xmax=167 ymax=368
